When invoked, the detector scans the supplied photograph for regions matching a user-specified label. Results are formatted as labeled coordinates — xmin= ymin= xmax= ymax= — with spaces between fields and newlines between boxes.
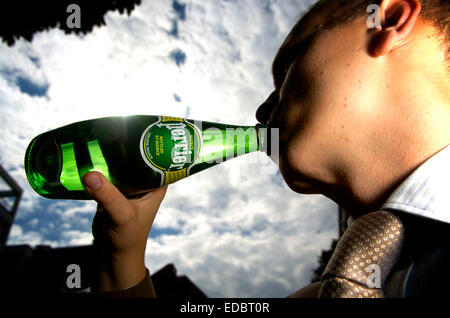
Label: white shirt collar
xmin=381 ymin=145 xmax=450 ymax=223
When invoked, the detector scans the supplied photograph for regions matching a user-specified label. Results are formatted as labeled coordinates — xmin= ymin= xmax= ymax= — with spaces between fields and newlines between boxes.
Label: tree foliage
xmin=310 ymin=238 xmax=338 ymax=283
xmin=0 ymin=0 xmax=141 ymax=46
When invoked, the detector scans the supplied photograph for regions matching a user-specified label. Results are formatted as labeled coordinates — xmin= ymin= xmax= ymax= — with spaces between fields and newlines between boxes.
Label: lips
xmin=256 ymin=100 xmax=274 ymax=124
xmin=256 ymin=91 xmax=279 ymax=124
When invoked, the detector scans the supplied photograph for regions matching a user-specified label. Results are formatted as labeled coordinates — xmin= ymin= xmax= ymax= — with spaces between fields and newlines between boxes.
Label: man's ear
xmin=369 ymin=0 xmax=421 ymax=57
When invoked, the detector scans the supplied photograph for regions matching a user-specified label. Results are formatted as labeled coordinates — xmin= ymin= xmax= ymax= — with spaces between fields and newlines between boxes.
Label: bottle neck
xmin=195 ymin=123 xmax=266 ymax=166
xmin=256 ymin=123 xmax=270 ymax=155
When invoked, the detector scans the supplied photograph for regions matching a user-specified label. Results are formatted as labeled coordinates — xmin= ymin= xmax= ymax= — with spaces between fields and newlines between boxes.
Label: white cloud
xmin=1 ymin=0 xmax=338 ymax=297
xmin=62 ymin=230 xmax=94 ymax=246
xmin=8 ymin=224 xmax=60 ymax=247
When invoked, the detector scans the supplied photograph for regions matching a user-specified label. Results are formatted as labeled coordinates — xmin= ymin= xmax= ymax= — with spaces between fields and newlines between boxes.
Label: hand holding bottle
xmin=82 ymin=171 xmax=167 ymax=293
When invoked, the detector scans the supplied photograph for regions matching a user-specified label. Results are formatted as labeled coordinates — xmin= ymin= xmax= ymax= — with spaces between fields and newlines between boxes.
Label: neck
xmin=325 ymin=22 xmax=450 ymax=218
xmin=337 ymin=99 xmax=449 ymax=219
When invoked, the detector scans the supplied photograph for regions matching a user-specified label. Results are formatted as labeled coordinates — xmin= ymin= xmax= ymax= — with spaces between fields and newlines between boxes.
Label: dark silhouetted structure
xmin=0 ymin=164 xmax=22 ymax=251
xmin=338 ymin=207 xmax=349 ymax=237
xmin=152 ymin=263 xmax=207 ymax=298
xmin=0 ymin=243 xmax=207 ymax=298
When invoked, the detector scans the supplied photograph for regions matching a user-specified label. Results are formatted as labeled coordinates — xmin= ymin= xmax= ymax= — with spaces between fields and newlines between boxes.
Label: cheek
xmin=276 ymin=91 xmax=346 ymax=184
xmin=274 ymin=67 xmax=332 ymax=170
xmin=278 ymin=125 xmax=319 ymax=175
xmin=293 ymin=50 xmax=376 ymax=143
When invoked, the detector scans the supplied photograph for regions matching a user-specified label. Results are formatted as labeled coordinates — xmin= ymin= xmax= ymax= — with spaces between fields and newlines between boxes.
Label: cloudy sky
xmin=0 ymin=0 xmax=339 ymax=297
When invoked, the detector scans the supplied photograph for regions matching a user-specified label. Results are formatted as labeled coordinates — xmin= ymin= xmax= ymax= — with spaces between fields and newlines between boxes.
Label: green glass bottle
xmin=25 ymin=115 xmax=268 ymax=200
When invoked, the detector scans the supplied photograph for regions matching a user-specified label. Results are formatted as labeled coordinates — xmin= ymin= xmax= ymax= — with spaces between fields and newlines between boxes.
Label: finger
xmin=92 ymin=206 xmax=108 ymax=243
xmin=134 ymin=185 xmax=168 ymax=214
xmin=92 ymin=205 xmax=107 ymax=232
xmin=82 ymin=171 xmax=134 ymax=225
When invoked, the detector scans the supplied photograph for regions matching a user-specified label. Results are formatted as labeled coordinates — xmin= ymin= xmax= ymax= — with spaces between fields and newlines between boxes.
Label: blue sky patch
xmin=169 ymin=19 xmax=179 ymax=37
xmin=168 ymin=0 xmax=186 ymax=38
xmin=173 ymin=93 xmax=182 ymax=102
xmin=150 ymin=226 xmax=181 ymax=238
xmin=28 ymin=56 xmax=41 ymax=68
xmin=0 ymin=68 xmax=49 ymax=97
xmin=172 ymin=0 xmax=187 ymax=21
xmin=184 ymin=105 xmax=191 ymax=118
xmin=13 ymin=198 xmax=94 ymax=245
xmin=170 ymin=49 xmax=187 ymax=67
xmin=16 ymin=75 xmax=49 ymax=97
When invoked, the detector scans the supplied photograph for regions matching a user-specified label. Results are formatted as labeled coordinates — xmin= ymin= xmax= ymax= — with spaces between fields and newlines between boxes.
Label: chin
xmin=290 ymin=182 xmax=321 ymax=194
xmin=278 ymin=152 xmax=322 ymax=193
xmin=280 ymin=169 xmax=320 ymax=195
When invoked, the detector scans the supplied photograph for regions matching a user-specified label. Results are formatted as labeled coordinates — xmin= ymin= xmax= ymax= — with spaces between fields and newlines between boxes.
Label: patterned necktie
xmin=318 ymin=211 xmax=405 ymax=298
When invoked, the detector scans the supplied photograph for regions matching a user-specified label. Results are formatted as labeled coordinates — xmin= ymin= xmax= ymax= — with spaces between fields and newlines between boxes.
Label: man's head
xmin=257 ymin=0 xmax=450 ymax=216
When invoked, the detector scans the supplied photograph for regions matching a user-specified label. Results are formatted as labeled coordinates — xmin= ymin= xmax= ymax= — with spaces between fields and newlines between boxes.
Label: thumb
xmin=82 ymin=171 xmax=133 ymax=224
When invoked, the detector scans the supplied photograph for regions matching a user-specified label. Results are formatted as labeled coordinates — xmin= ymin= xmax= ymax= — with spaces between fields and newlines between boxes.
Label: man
xmin=82 ymin=0 xmax=449 ymax=297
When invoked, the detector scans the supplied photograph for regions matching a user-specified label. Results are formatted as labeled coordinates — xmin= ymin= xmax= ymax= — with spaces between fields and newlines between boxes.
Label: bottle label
xmin=140 ymin=116 xmax=202 ymax=186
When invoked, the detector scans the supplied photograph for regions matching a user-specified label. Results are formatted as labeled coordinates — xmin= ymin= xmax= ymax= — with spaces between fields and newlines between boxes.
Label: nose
xmin=256 ymin=91 xmax=279 ymax=124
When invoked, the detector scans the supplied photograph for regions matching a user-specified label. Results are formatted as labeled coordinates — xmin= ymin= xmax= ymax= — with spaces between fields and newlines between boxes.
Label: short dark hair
xmin=307 ymin=0 xmax=449 ymax=61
